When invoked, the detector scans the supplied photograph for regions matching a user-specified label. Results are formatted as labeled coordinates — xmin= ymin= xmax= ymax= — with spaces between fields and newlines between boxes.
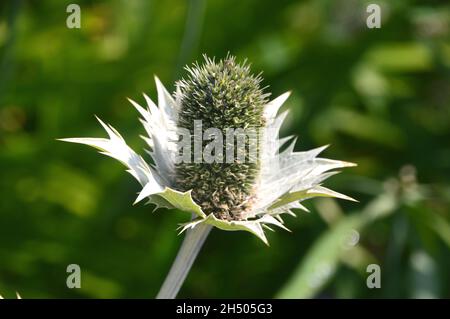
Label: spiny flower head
xmin=60 ymin=55 xmax=356 ymax=245
xmin=175 ymin=56 xmax=269 ymax=220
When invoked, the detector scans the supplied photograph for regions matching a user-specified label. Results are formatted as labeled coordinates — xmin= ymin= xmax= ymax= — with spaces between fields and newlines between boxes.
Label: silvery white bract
xmin=61 ymin=76 xmax=356 ymax=245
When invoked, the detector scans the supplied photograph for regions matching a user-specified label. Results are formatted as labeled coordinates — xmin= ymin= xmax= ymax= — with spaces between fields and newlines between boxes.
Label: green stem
xmin=156 ymin=223 xmax=212 ymax=299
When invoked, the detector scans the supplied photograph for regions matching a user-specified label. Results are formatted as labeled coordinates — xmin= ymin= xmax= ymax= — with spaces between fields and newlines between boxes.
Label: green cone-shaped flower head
xmin=175 ymin=56 xmax=269 ymax=220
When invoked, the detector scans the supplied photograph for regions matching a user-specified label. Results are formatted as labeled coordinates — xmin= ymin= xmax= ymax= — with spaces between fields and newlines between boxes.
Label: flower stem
xmin=156 ymin=223 xmax=212 ymax=299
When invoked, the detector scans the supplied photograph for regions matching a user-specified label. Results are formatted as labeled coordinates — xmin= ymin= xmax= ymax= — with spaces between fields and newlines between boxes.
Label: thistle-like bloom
xmin=61 ymin=56 xmax=355 ymax=244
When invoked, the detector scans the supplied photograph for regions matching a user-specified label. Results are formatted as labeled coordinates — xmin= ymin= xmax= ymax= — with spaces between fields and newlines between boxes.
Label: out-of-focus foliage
xmin=0 ymin=0 xmax=449 ymax=298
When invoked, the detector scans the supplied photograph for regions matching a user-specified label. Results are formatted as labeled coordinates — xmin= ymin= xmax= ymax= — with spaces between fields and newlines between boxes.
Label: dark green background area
xmin=0 ymin=0 xmax=449 ymax=298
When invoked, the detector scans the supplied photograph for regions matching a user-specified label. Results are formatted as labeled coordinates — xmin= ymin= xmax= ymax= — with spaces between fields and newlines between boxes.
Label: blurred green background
xmin=0 ymin=0 xmax=449 ymax=298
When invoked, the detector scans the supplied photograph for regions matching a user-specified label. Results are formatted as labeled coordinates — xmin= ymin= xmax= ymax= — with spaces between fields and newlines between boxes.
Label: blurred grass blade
xmin=276 ymin=193 xmax=397 ymax=298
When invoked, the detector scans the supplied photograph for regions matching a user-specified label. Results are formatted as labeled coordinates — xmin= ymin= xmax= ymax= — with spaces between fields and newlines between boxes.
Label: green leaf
xmin=276 ymin=215 xmax=363 ymax=298
xmin=276 ymin=193 xmax=397 ymax=298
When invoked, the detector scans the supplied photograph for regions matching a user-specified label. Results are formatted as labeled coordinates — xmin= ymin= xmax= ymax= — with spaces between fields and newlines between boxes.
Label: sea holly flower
xmin=60 ymin=56 xmax=355 ymax=245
